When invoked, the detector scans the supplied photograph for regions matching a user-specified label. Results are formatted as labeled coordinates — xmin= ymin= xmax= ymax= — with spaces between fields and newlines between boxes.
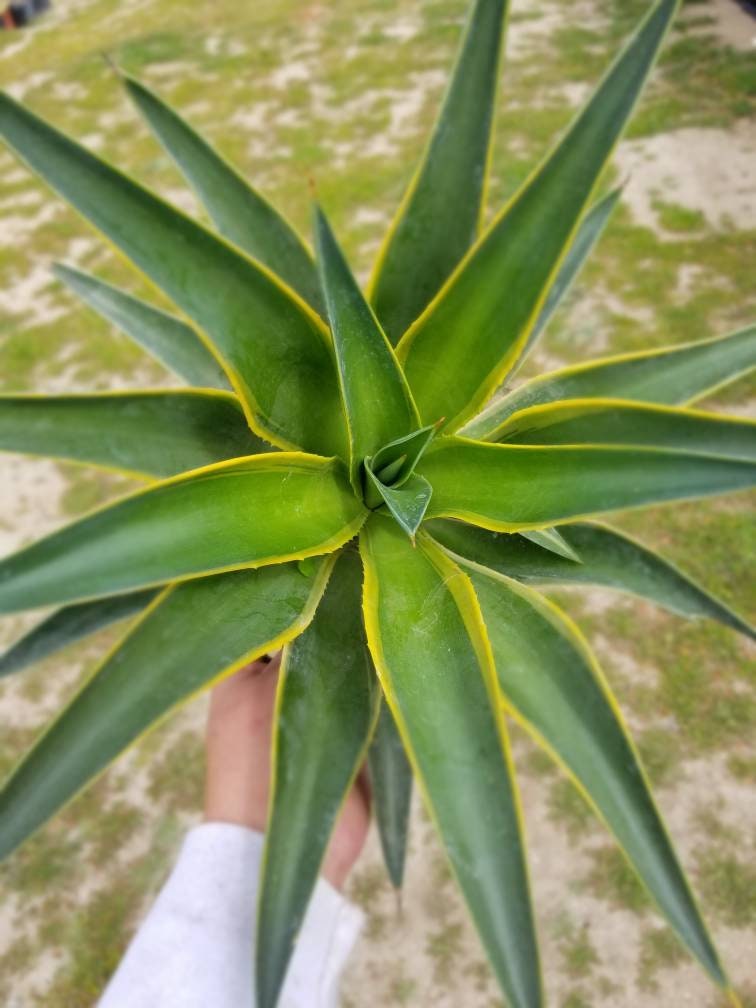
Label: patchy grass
xmin=547 ymin=778 xmax=595 ymax=844
xmin=552 ymin=916 xmax=600 ymax=980
xmin=581 ymin=846 xmax=651 ymax=914
xmin=637 ymin=926 xmax=686 ymax=992
xmin=652 ymin=199 xmax=707 ymax=233
xmin=425 ymin=920 xmax=465 ymax=984
xmin=696 ymin=850 xmax=756 ymax=928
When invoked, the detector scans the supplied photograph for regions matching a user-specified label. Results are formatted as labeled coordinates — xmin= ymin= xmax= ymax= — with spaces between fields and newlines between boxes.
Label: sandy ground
xmin=0 ymin=0 xmax=755 ymax=1005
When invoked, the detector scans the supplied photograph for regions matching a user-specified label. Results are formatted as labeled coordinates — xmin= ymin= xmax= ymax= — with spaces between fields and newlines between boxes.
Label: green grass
xmin=562 ymin=992 xmax=593 ymax=1008
xmin=582 ymin=846 xmax=651 ymax=914
xmin=547 ymin=779 xmax=595 ymax=844
xmin=652 ymin=199 xmax=707 ymax=233
xmin=696 ymin=850 xmax=756 ymax=928
xmin=637 ymin=927 xmax=686 ymax=992
xmin=553 ymin=917 xmax=600 ymax=980
xmin=426 ymin=920 xmax=465 ymax=983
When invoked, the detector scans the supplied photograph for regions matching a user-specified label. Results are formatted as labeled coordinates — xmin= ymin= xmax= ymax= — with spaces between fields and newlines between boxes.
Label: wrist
xmin=203 ymin=783 xmax=268 ymax=833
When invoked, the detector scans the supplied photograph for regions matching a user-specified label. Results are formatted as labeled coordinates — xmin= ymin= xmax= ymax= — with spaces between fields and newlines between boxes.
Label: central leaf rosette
xmin=361 ymin=425 xmax=437 ymax=536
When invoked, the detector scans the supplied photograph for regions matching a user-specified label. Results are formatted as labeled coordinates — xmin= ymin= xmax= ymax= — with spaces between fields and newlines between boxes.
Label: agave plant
xmin=0 ymin=0 xmax=754 ymax=1004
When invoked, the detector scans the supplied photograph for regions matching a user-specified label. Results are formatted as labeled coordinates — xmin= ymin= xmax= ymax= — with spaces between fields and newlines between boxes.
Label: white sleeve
xmin=98 ymin=822 xmax=364 ymax=1008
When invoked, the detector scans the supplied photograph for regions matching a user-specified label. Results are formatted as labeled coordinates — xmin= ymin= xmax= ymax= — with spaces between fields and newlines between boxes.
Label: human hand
xmin=204 ymin=654 xmax=371 ymax=890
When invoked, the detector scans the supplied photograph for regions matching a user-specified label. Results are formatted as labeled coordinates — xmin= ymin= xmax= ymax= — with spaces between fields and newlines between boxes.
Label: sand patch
xmin=615 ymin=121 xmax=756 ymax=233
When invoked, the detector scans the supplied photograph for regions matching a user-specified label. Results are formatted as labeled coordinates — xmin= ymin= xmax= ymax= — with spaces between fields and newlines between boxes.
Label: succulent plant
xmin=0 ymin=0 xmax=754 ymax=1004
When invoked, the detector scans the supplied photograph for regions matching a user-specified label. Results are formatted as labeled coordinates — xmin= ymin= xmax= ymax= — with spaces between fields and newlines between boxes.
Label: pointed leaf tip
xmin=365 ymin=466 xmax=432 ymax=538
xmin=398 ymin=0 xmax=682 ymax=430
xmin=315 ymin=205 xmax=419 ymax=483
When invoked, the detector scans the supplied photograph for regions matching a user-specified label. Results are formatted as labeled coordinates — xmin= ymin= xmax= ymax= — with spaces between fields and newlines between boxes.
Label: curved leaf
xmin=314 ymin=207 xmax=418 ymax=485
xmin=256 ymin=550 xmax=378 ymax=1008
xmin=0 ymin=390 xmax=269 ymax=478
xmin=418 ymin=437 xmax=756 ymax=530
xmin=520 ymin=528 xmax=580 ymax=563
xmin=0 ymin=590 xmax=158 ymax=679
xmin=369 ymin=0 xmax=509 ymax=343
xmin=397 ymin=0 xmax=679 ymax=430
xmin=493 ymin=399 xmax=756 ymax=461
xmin=426 ymin=519 xmax=755 ymax=641
xmin=360 ymin=515 xmax=541 ymax=1008
xmin=368 ymin=699 xmax=413 ymax=890
xmin=53 ymin=262 xmax=230 ymax=390
xmin=510 ymin=187 xmax=622 ymax=375
xmin=0 ymin=93 xmax=346 ymax=456
xmin=369 ymin=425 xmax=437 ymax=487
xmin=122 ymin=74 xmax=323 ymax=313
xmin=364 ymin=468 xmax=433 ymax=539
xmin=0 ymin=559 xmax=331 ymax=860
xmin=464 ymin=323 xmax=756 ymax=439
xmin=0 ymin=453 xmax=364 ymax=614
xmin=449 ymin=554 xmax=727 ymax=987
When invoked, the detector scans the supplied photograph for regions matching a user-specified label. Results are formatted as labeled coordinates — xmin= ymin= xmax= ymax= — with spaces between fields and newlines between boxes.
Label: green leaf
xmin=520 ymin=528 xmax=580 ymax=563
xmin=0 ymin=453 xmax=364 ymax=614
xmin=53 ymin=262 xmax=231 ymax=390
xmin=453 ymin=556 xmax=727 ymax=987
xmin=360 ymin=515 xmax=542 ymax=1008
xmin=418 ymin=437 xmax=756 ymax=531
xmin=0 ymin=93 xmax=346 ymax=456
xmin=0 ymin=560 xmax=331 ymax=860
xmin=0 ymin=390 xmax=270 ymax=479
xmin=464 ymin=323 xmax=756 ymax=439
xmin=369 ymin=424 xmax=437 ymax=486
xmin=398 ymin=0 xmax=680 ymax=430
xmin=369 ymin=699 xmax=413 ymax=890
xmin=314 ymin=206 xmax=418 ymax=485
xmin=510 ymin=187 xmax=622 ymax=375
xmin=122 ymin=74 xmax=323 ymax=313
xmin=426 ymin=519 xmax=756 ymax=641
xmin=493 ymin=399 xmax=756 ymax=462
xmin=256 ymin=550 xmax=378 ymax=1008
xmin=368 ymin=0 xmax=509 ymax=343
xmin=364 ymin=468 xmax=433 ymax=538
xmin=0 ymin=590 xmax=158 ymax=679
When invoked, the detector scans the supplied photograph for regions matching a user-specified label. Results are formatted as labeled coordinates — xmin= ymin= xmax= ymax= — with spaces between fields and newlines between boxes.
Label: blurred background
xmin=0 ymin=0 xmax=754 ymax=1004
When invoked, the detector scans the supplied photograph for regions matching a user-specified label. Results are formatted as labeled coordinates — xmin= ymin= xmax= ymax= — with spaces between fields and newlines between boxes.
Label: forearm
xmin=98 ymin=822 xmax=363 ymax=1008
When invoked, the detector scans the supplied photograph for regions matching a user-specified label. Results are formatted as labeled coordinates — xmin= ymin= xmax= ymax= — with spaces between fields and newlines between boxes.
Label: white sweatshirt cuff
xmin=98 ymin=822 xmax=363 ymax=1008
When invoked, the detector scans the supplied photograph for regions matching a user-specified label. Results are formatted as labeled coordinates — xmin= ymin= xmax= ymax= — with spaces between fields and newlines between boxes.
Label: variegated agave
xmin=0 ymin=0 xmax=753 ymax=1005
